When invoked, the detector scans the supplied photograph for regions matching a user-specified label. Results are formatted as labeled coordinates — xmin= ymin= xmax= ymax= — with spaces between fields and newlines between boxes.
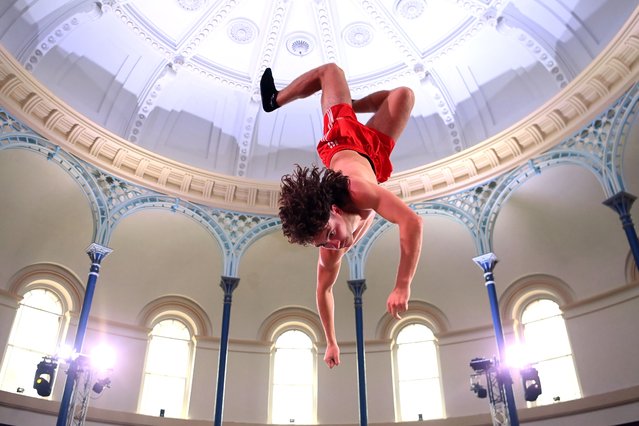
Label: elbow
xmin=412 ymin=212 xmax=423 ymax=235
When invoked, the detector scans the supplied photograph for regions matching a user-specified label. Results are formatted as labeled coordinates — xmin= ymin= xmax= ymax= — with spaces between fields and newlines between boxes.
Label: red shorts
xmin=317 ymin=103 xmax=395 ymax=183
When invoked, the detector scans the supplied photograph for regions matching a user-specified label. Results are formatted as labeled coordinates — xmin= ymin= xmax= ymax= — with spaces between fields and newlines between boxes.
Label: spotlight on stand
xmin=521 ymin=366 xmax=542 ymax=402
xmin=470 ymin=357 xmax=493 ymax=372
xmin=470 ymin=379 xmax=488 ymax=399
xmin=92 ymin=377 xmax=111 ymax=394
xmin=469 ymin=357 xmax=493 ymax=399
xmin=33 ymin=357 xmax=58 ymax=397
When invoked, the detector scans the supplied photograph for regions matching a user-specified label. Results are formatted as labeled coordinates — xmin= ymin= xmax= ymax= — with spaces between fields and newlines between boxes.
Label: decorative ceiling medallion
xmin=395 ymin=0 xmax=426 ymax=19
xmin=177 ymin=0 xmax=206 ymax=11
xmin=286 ymin=32 xmax=315 ymax=56
xmin=227 ymin=19 xmax=258 ymax=44
xmin=343 ymin=23 xmax=374 ymax=48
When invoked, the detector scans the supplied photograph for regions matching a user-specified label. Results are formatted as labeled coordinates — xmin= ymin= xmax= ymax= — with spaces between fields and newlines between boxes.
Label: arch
xmin=107 ymin=194 xmax=228 ymax=252
xmin=0 ymin=135 xmax=109 ymax=245
xmin=376 ymin=300 xmax=450 ymax=340
xmin=257 ymin=306 xmax=323 ymax=345
xmin=6 ymin=262 xmax=84 ymax=313
xmin=137 ymin=295 xmax=213 ymax=337
xmin=500 ymin=274 xmax=576 ymax=326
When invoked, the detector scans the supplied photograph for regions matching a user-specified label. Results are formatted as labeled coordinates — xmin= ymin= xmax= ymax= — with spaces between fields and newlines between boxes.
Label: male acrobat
xmin=261 ymin=63 xmax=423 ymax=368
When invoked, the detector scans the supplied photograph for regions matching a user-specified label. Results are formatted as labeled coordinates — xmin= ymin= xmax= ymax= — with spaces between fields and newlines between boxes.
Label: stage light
xmin=469 ymin=357 xmax=493 ymax=372
xmin=469 ymin=371 xmax=489 ymax=399
xmin=90 ymin=344 xmax=116 ymax=371
xmin=33 ymin=357 xmax=58 ymax=397
xmin=92 ymin=377 xmax=111 ymax=394
xmin=521 ymin=366 xmax=542 ymax=402
xmin=504 ymin=344 xmax=529 ymax=369
xmin=470 ymin=381 xmax=488 ymax=399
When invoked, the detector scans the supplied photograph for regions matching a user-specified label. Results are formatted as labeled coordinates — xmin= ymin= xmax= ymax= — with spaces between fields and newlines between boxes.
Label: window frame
xmin=517 ymin=297 xmax=582 ymax=406
xmin=0 ymin=283 xmax=72 ymax=399
xmin=269 ymin=327 xmax=318 ymax=424
xmin=138 ymin=315 xmax=196 ymax=419
xmin=501 ymin=274 xmax=582 ymax=407
xmin=390 ymin=318 xmax=445 ymax=422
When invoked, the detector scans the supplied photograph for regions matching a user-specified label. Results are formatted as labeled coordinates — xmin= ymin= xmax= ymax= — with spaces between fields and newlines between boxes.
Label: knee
xmin=392 ymin=86 xmax=415 ymax=108
xmin=319 ymin=62 xmax=344 ymax=78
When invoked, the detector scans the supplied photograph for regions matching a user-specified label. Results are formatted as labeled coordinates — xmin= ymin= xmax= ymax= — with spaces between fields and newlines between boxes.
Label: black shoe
xmin=260 ymin=68 xmax=280 ymax=112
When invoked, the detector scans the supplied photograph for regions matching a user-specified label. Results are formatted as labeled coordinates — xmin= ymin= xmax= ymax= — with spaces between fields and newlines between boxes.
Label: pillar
xmin=472 ymin=253 xmax=519 ymax=426
xmin=603 ymin=191 xmax=639 ymax=270
xmin=347 ymin=279 xmax=368 ymax=426
xmin=214 ymin=276 xmax=239 ymax=426
xmin=57 ymin=243 xmax=112 ymax=426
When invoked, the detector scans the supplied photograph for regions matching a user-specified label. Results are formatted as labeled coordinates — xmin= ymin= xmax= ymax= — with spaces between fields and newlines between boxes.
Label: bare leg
xmin=260 ymin=63 xmax=351 ymax=113
xmin=359 ymin=87 xmax=415 ymax=141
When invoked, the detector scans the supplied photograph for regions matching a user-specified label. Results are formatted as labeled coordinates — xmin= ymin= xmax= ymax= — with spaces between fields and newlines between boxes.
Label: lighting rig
xmin=33 ymin=349 xmax=113 ymax=426
xmin=469 ymin=357 xmax=542 ymax=426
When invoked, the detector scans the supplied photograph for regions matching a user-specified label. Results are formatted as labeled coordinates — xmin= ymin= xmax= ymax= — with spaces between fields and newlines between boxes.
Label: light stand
xmin=469 ymin=357 xmax=542 ymax=426
xmin=34 ymin=350 xmax=113 ymax=426
xmin=469 ymin=357 xmax=510 ymax=426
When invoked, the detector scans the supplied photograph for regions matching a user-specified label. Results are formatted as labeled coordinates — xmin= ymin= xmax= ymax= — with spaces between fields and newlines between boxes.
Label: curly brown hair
xmin=279 ymin=165 xmax=351 ymax=245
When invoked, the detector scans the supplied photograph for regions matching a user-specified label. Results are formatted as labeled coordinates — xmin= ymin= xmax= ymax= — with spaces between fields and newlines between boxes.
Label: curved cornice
xmin=0 ymin=8 xmax=638 ymax=215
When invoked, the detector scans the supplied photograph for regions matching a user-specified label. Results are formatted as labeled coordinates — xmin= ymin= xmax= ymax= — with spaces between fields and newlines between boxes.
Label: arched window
xmin=0 ymin=288 xmax=64 ymax=398
xmin=270 ymin=329 xmax=316 ymax=424
xmin=519 ymin=298 xmax=581 ymax=405
xmin=138 ymin=318 xmax=193 ymax=418
xmin=394 ymin=323 xmax=444 ymax=421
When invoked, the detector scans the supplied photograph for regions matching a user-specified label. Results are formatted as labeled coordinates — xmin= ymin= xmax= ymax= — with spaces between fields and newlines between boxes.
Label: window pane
xmin=273 ymin=348 xmax=313 ymax=385
xmin=0 ymin=346 xmax=46 ymax=396
xmin=521 ymin=299 xmax=560 ymax=323
xmin=22 ymin=289 xmax=63 ymax=315
xmin=0 ymin=289 xmax=64 ymax=397
xmin=532 ymin=356 xmax=581 ymax=405
xmin=399 ymin=378 xmax=444 ymax=421
xmin=275 ymin=330 xmax=312 ymax=349
xmin=397 ymin=341 xmax=438 ymax=379
xmin=521 ymin=298 xmax=581 ymax=406
xmin=272 ymin=384 xmax=314 ymax=424
xmin=396 ymin=324 xmax=434 ymax=344
xmin=139 ymin=374 xmax=186 ymax=417
xmin=271 ymin=330 xmax=315 ymax=424
xmin=395 ymin=324 xmax=444 ymax=421
xmin=524 ymin=316 xmax=572 ymax=360
xmin=11 ymin=306 xmax=61 ymax=351
xmin=146 ymin=336 xmax=190 ymax=376
xmin=139 ymin=319 xmax=192 ymax=418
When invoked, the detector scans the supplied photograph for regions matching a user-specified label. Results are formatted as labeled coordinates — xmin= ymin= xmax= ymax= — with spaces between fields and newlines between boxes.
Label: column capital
xmin=473 ymin=252 xmax=498 ymax=273
xmin=219 ymin=276 xmax=240 ymax=297
xmin=86 ymin=243 xmax=113 ymax=263
xmin=603 ymin=191 xmax=636 ymax=216
xmin=86 ymin=243 xmax=113 ymax=257
xmin=348 ymin=279 xmax=367 ymax=298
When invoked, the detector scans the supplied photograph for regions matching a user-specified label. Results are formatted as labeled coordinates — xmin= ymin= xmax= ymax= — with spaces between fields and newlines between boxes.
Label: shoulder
xmin=346 ymin=176 xmax=384 ymax=210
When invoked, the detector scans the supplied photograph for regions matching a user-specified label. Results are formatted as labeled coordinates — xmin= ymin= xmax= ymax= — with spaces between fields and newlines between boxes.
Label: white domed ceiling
xmin=0 ymin=0 xmax=636 ymax=181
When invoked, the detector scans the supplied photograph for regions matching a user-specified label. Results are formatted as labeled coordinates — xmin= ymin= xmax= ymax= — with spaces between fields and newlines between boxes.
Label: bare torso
xmin=329 ymin=150 xmax=378 ymax=248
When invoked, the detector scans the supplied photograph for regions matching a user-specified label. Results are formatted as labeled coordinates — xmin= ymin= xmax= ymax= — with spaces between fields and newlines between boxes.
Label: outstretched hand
xmin=387 ymin=287 xmax=410 ymax=319
xmin=324 ymin=343 xmax=340 ymax=368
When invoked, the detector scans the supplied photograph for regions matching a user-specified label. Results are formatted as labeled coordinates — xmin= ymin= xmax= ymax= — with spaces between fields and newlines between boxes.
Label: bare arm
xmin=316 ymin=247 xmax=345 ymax=368
xmin=349 ymin=178 xmax=423 ymax=318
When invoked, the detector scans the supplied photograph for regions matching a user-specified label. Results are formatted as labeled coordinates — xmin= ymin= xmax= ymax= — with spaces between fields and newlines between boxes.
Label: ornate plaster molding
xmin=0 ymin=9 xmax=637 ymax=215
